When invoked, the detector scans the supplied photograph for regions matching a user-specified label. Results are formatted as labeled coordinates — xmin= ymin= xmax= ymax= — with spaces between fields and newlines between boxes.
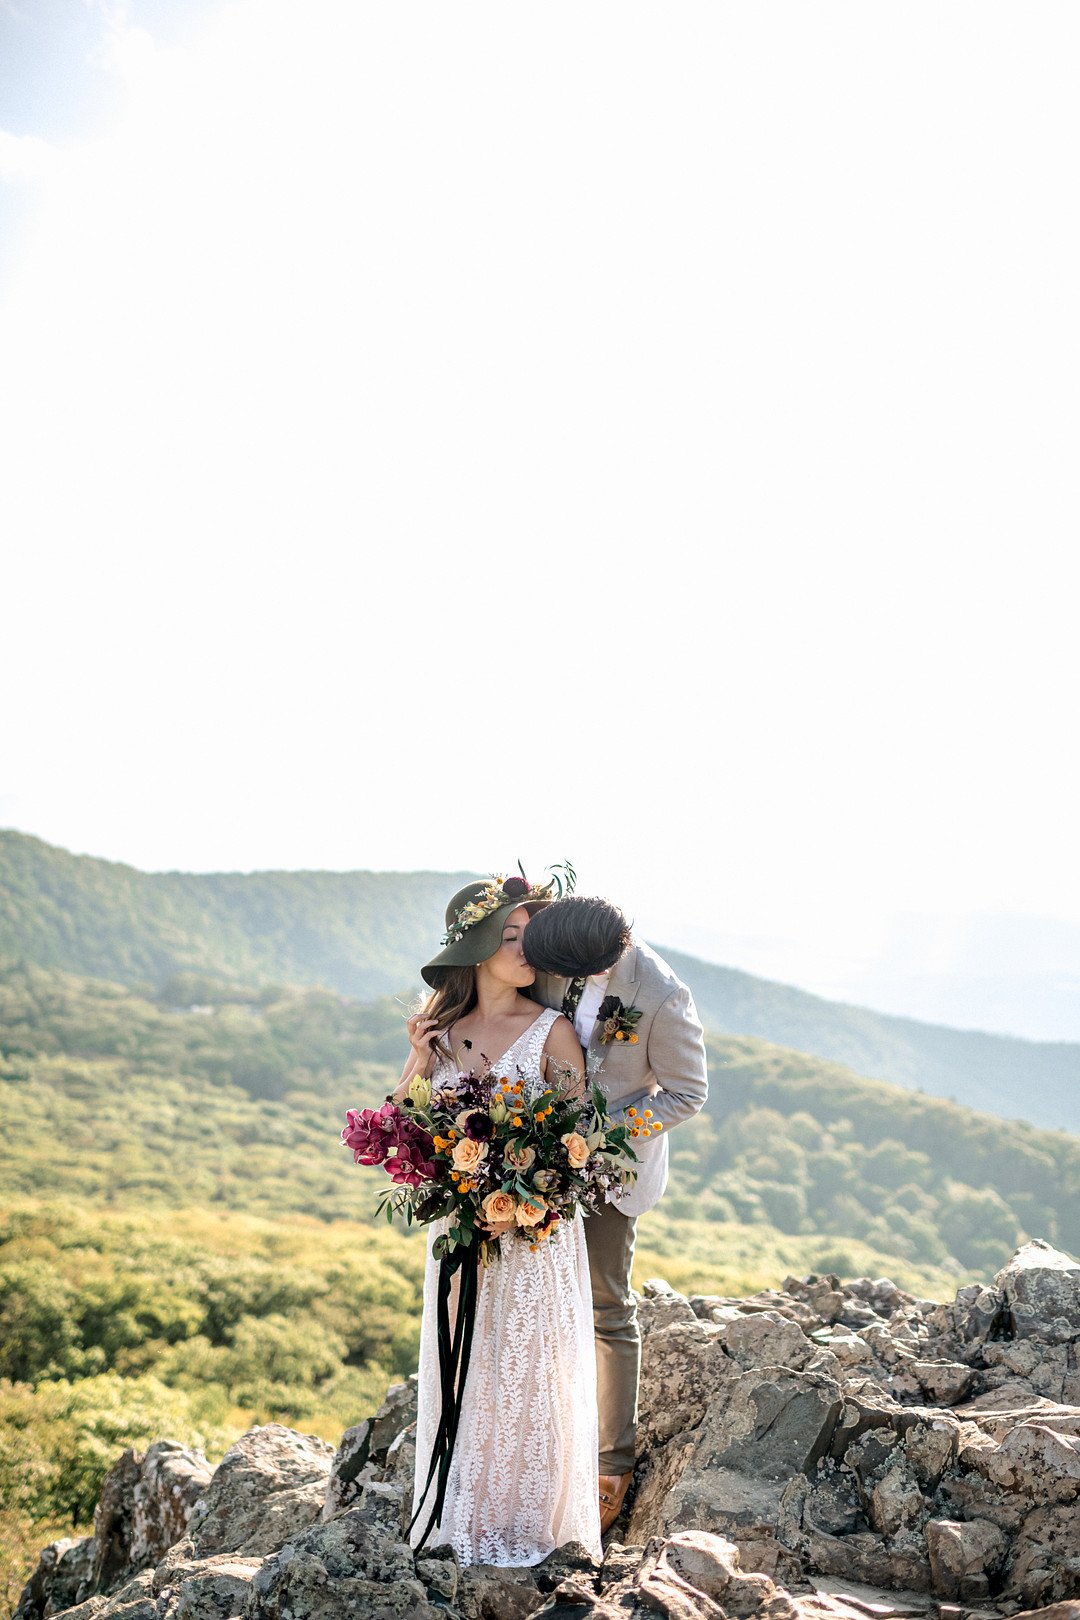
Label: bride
xmin=392 ymin=876 xmax=602 ymax=1567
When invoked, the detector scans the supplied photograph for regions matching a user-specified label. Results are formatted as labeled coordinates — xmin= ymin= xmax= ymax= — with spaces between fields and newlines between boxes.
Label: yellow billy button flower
xmin=644 ymin=1110 xmax=653 ymax=1119
xmin=615 ymin=1031 xmax=624 ymax=1041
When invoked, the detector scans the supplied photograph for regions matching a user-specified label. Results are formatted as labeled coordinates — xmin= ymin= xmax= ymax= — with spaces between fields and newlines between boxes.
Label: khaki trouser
xmin=584 ymin=1198 xmax=640 ymax=1474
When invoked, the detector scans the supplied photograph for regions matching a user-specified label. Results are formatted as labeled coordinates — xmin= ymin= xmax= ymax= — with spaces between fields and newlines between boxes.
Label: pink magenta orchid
xmin=341 ymin=1102 xmax=436 ymax=1186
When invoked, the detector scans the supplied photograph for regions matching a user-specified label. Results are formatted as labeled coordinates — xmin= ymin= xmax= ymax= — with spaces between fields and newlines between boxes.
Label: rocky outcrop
xmin=15 ymin=1440 xmax=214 ymax=1620
xmin=18 ymin=1240 xmax=1080 ymax=1620
xmin=182 ymin=1423 xmax=336 ymax=1557
xmin=628 ymin=1241 xmax=1080 ymax=1612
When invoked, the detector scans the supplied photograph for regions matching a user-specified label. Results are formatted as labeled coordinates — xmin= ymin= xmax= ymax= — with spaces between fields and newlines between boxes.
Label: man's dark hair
xmin=524 ymin=895 xmax=632 ymax=978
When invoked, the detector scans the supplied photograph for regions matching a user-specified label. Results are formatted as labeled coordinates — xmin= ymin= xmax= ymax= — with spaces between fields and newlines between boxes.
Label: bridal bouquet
xmin=341 ymin=1058 xmax=647 ymax=1261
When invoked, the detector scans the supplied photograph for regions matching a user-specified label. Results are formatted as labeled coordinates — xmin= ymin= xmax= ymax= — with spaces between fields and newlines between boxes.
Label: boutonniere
xmin=597 ymin=995 xmax=643 ymax=1045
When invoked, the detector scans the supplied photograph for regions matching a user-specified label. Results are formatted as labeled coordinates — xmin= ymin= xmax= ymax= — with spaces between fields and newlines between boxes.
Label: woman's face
xmin=479 ymin=905 xmax=536 ymax=988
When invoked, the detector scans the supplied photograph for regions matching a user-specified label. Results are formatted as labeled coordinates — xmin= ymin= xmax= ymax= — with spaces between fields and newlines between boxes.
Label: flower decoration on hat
xmin=440 ymin=860 xmax=576 ymax=947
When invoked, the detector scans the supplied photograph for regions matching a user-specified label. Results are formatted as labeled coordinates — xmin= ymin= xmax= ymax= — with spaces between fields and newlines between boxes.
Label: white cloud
xmin=0 ymin=128 xmax=58 ymax=183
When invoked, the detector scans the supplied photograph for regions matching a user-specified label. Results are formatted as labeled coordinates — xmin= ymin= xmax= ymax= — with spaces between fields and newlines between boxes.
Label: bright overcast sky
xmin=2 ymin=1 xmax=1078 ymax=1038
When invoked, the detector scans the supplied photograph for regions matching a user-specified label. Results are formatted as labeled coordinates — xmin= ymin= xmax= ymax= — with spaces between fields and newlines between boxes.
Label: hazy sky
xmin=2 ymin=2 xmax=1078 ymax=1039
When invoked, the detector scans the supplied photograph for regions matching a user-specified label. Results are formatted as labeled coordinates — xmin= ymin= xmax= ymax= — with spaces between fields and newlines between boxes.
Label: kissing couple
xmin=392 ymin=871 xmax=709 ymax=1567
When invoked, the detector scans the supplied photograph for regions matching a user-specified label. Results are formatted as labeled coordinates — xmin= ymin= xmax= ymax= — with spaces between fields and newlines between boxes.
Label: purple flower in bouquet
xmin=463 ymin=1111 xmax=495 ymax=1142
xmin=453 ymin=1069 xmax=483 ymax=1109
xmin=341 ymin=1102 xmax=397 ymax=1165
xmin=386 ymin=1136 xmax=438 ymax=1187
xmin=342 ymin=1102 xmax=436 ymax=1182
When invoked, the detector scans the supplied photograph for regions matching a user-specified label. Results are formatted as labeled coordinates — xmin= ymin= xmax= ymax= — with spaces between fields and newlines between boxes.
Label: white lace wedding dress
xmin=408 ymin=1005 xmax=602 ymax=1567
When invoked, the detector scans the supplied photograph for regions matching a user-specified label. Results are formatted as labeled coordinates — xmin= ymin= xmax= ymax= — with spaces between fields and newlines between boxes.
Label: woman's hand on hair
xmin=406 ymin=1014 xmax=442 ymax=1074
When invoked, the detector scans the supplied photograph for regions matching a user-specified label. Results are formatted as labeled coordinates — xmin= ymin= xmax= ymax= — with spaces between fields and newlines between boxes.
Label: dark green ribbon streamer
xmin=408 ymin=1241 xmax=480 ymax=1551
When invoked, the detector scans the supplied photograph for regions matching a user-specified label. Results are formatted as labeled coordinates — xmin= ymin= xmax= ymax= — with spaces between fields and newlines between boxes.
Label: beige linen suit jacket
xmin=531 ymin=939 xmax=708 ymax=1218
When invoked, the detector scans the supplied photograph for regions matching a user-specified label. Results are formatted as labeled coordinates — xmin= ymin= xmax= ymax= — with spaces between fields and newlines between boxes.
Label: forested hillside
xmin=0 ymin=829 xmax=467 ymax=1001
xmin=3 ymin=829 xmax=1077 ymax=1130
xmin=1 ymin=958 xmax=1070 ymax=1276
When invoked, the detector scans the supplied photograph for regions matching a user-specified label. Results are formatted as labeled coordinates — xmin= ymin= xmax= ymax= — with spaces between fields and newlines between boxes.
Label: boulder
xmin=635 ymin=1298 xmax=733 ymax=1451
xmin=538 ymin=1531 xmax=803 ymax=1620
xmin=997 ymin=1240 xmax=1080 ymax=1343
xmin=242 ymin=1489 xmax=439 ymax=1620
xmin=14 ymin=1443 xmax=212 ymax=1620
xmin=150 ymin=1550 xmax=264 ymax=1614
xmin=924 ymin=1517 xmax=1008 ymax=1601
xmin=92 ymin=1569 xmax=158 ymax=1620
xmin=629 ymin=1367 xmax=844 ymax=1545
xmin=720 ymin=1312 xmax=817 ymax=1373
xmin=323 ymin=1378 xmax=417 ymax=1520
xmin=13 ymin=1538 xmax=96 ymax=1620
xmin=964 ymin=1421 xmax=1080 ymax=1505
xmin=187 ymin=1424 xmax=335 ymax=1558
xmin=1004 ymin=1500 xmax=1080 ymax=1606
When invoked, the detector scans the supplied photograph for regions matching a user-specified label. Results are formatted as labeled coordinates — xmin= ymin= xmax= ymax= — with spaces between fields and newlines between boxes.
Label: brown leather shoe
xmin=598 ymin=1470 xmax=633 ymax=1533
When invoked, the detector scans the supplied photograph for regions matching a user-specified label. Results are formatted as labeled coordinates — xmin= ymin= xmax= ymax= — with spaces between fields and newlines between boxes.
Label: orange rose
xmin=515 ymin=1196 xmax=547 ymax=1228
xmin=481 ymin=1190 xmax=516 ymax=1224
xmin=451 ymin=1137 xmax=488 ymax=1173
xmin=505 ymin=1141 xmax=536 ymax=1172
xmin=560 ymin=1131 xmax=589 ymax=1170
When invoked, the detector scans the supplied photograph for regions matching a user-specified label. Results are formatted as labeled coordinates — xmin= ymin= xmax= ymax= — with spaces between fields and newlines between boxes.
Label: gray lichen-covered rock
xmin=154 ymin=1552 xmax=264 ymax=1620
xmin=997 ymin=1240 xmax=1080 ymax=1343
xmin=626 ymin=1244 xmax=1080 ymax=1607
xmin=635 ymin=1286 xmax=733 ymax=1451
xmin=925 ymin=1516 xmax=1008 ymax=1601
xmin=628 ymin=1362 xmax=844 ymax=1577
xmin=89 ymin=1442 xmax=214 ymax=1596
xmin=1004 ymin=1499 xmax=1080 ymax=1606
xmin=966 ymin=1420 xmax=1080 ymax=1504
xmin=92 ymin=1569 xmax=158 ymax=1620
xmin=537 ymin=1531 xmax=802 ymax=1620
xmin=242 ymin=1489 xmax=441 ymax=1620
xmin=14 ymin=1443 xmax=213 ymax=1620
xmin=323 ymin=1378 xmax=418 ymax=1521
xmin=13 ymin=1537 xmax=97 ymax=1620
xmin=186 ymin=1424 xmax=335 ymax=1557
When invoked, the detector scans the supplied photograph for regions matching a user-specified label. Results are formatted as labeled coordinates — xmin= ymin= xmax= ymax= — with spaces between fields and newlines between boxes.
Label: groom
xmin=524 ymin=895 xmax=709 ymax=1531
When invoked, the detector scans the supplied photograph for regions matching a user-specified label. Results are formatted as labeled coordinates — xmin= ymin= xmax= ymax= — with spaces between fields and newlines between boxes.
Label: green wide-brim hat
xmin=421 ymin=877 xmax=554 ymax=987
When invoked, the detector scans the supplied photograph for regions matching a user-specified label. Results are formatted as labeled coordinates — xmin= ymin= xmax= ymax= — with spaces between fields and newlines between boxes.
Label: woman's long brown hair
xmin=416 ymin=966 xmax=477 ymax=1066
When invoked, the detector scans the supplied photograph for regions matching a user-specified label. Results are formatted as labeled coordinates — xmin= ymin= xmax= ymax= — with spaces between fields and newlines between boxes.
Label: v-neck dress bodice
xmin=409 ymin=1004 xmax=601 ymax=1566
